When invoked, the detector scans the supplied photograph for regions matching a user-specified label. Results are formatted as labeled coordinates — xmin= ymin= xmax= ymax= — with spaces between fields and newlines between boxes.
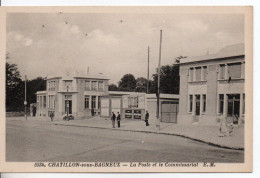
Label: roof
xmin=180 ymin=43 xmax=244 ymax=64
xmin=47 ymin=73 xmax=109 ymax=80
xmin=146 ymin=93 xmax=179 ymax=99
xmin=108 ymin=91 xmax=146 ymax=96
xmin=36 ymin=91 xmax=47 ymax=95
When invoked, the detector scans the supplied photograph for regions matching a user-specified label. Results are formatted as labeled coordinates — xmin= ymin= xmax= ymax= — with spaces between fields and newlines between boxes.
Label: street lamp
xmin=66 ymin=85 xmax=69 ymax=118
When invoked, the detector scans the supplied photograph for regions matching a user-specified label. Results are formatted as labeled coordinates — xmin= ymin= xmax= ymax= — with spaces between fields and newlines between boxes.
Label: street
xmin=6 ymin=119 xmax=244 ymax=162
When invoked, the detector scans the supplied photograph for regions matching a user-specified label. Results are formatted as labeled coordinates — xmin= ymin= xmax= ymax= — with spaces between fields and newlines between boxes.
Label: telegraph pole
xmin=24 ymin=75 xmax=27 ymax=120
xmin=156 ymin=30 xmax=162 ymax=130
xmin=147 ymin=46 xmax=150 ymax=94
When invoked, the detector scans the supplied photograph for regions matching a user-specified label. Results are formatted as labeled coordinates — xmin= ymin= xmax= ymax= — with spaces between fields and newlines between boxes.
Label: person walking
xmin=50 ymin=111 xmax=54 ymax=122
xmin=111 ymin=112 xmax=116 ymax=128
xmin=145 ymin=111 xmax=149 ymax=126
xmin=117 ymin=112 xmax=121 ymax=128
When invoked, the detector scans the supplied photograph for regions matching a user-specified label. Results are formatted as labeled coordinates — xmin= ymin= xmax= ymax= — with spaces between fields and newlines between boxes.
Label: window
xmin=189 ymin=68 xmax=194 ymax=81
xmin=43 ymin=96 xmax=46 ymax=108
xmin=91 ymin=81 xmax=97 ymax=91
xmin=203 ymin=95 xmax=206 ymax=112
xmin=128 ymin=97 xmax=138 ymax=108
xmin=195 ymin=67 xmax=201 ymax=81
xmin=65 ymin=95 xmax=72 ymax=100
xmin=219 ymin=94 xmax=224 ymax=115
xmin=195 ymin=95 xmax=200 ymax=115
xmin=243 ymin=94 xmax=245 ymax=114
xmin=189 ymin=95 xmax=193 ymax=112
xmin=64 ymin=80 xmax=72 ymax=88
xmin=98 ymin=96 xmax=101 ymax=108
xmin=49 ymin=81 xmax=55 ymax=91
xmin=52 ymin=81 xmax=56 ymax=90
xmin=85 ymin=95 xmax=90 ymax=109
xmin=98 ymin=81 xmax=103 ymax=91
xmin=202 ymin=66 xmax=207 ymax=81
xmin=91 ymin=96 xmax=96 ymax=109
xmin=48 ymin=82 xmax=50 ymax=90
xmin=85 ymin=81 xmax=90 ymax=90
xmin=48 ymin=95 xmax=55 ymax=109
xmin=228 ymin=63 xmax=241 ymax=79
xmin=219 ymin=64 xmax=225 ymax=79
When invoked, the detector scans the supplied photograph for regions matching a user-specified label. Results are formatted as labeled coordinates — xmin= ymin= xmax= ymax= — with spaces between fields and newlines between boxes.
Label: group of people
xmin=111 ymin=111 xmax=150 ymax=128
xmin=111 ymin=112 xmax=121 ymax=128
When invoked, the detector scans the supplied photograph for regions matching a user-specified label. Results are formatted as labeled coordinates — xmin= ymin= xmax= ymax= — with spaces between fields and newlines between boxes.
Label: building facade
xmin=36 ymin=73 xmax=109 ymax=119
xmin=178 ymin=44 xmax=245 ymax=126
xmin=100 ymin=91 xmax=179 ymax=123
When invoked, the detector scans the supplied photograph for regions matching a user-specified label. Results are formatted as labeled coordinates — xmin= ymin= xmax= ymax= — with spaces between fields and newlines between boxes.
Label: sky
xmin=6 ymin=12 xmax=244 ymax=84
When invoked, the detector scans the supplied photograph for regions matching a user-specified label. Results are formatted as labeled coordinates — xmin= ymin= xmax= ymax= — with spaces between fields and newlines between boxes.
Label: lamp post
xmin=66 ymin=85 xmax=69 ymax=118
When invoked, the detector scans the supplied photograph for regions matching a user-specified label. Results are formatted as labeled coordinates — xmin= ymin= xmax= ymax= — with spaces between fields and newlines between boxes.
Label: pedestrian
xmin=50 ymin=111 xmax=54 ymax=122
xmin=111 ymin=112 xmax=116 ymax=128
xmin=117 ymin=112 xmax=121 ymax=128
xmin=145 ymin=111 xmax=149 ymax=126
xmin=219 ymin=117 xmax=228 ymax=137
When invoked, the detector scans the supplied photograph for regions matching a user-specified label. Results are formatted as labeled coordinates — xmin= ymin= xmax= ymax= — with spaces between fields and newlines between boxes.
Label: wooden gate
xmin=161 ymin=101 xmax=178 ymax=123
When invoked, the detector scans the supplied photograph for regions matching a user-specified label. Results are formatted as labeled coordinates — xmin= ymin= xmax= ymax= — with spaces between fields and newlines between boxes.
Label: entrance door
xmin=65 ymin=100 xmax=72 ymax=114
xmin=161 ymin=101 xmax=178 ymax=123
xmin=227 ymin=94 xmax=240 ymax=124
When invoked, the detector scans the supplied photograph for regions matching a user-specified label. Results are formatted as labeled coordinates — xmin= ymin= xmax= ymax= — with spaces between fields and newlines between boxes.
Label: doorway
xmin=227 ymin=94 xmax=240 ymax=124
xmin=65 ymin=95 xmax=72 ymax=115
xmin=65 ymin=100 xmax=72 ymax=114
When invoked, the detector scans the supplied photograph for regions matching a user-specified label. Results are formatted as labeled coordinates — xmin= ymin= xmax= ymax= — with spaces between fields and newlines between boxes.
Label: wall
xmin=178 ymin=67 xmax=190 ymax=124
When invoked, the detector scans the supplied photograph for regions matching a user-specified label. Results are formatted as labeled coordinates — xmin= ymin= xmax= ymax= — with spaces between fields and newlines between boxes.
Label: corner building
xmin=36 ymin=73 xmax=109 ymax=119
xmin=178 ymin=44 xmax=245 ymax=126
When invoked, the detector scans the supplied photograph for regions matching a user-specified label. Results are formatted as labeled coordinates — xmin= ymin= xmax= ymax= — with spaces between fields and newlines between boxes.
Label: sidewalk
xmin=50 ymin=116 xmax=244 ymax=150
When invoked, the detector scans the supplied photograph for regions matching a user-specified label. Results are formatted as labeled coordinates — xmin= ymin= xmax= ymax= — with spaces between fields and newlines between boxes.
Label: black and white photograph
xmin=0 ymin=6 xmax=253 ymax=172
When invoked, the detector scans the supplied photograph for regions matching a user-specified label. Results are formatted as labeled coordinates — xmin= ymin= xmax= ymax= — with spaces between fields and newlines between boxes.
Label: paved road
xmin=6 ymin=120 xmax=244 ymax=162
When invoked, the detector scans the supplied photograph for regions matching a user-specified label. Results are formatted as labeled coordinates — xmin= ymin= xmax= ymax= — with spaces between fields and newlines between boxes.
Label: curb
xmin=53 ymin=122 xmax=244 ymax=151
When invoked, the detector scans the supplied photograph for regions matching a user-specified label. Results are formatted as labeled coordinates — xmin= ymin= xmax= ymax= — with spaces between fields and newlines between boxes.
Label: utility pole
xmin=156 ymin=30 xmax=162 ymax=130
xmin=24 ymin=75 xmax=27 ymax=120
xmin=147 ymin=46 xmax=150 ymax=94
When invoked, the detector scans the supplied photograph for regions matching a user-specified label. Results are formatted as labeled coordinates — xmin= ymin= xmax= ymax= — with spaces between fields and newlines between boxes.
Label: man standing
xmin=111 ymin=112 xmax=116 ymax=128
xmin=117 ymin=112 xmax=121 ymax=128
xmin=145 ymin=111 xmax=149 ymax=126
xmin=50 ymin=111 xmax=54 ymax=122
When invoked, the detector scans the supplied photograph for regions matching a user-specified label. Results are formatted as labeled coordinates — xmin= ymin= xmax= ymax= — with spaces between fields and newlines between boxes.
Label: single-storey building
xmin=100 ymin=91 xmax=179 ymax=123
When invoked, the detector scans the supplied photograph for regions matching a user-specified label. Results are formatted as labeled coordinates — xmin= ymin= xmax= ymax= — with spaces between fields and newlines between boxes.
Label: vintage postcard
xmin=0 ymin=6 xmax=253 ymax=172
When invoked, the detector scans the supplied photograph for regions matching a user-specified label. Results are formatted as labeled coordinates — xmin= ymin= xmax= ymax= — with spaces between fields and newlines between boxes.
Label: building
xmin=36 ymin=72 xmax=109 ymax=119
xmin=101 ymin=91 xmax=179 ymax=123
xmin=178 ymin=43 xmax=245 ymax=126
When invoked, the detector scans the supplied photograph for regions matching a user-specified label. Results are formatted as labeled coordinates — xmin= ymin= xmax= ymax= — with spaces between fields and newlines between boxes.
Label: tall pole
xmin=66 ymin=86 xmax=69 ymax=118
xmin=156 ymin=30 xmax=162 ymax=129
xmin=24 ymin=75 xmax=27 ymax=120
xmin=147 ymin=46 xmax=150 ymax=94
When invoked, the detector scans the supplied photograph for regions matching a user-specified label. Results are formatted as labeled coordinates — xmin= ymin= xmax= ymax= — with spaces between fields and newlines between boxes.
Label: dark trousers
xmin=145 ymin=120 xmax=149 ymax=126
xmin=117 ymin=121 xmax=120 ymax=127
